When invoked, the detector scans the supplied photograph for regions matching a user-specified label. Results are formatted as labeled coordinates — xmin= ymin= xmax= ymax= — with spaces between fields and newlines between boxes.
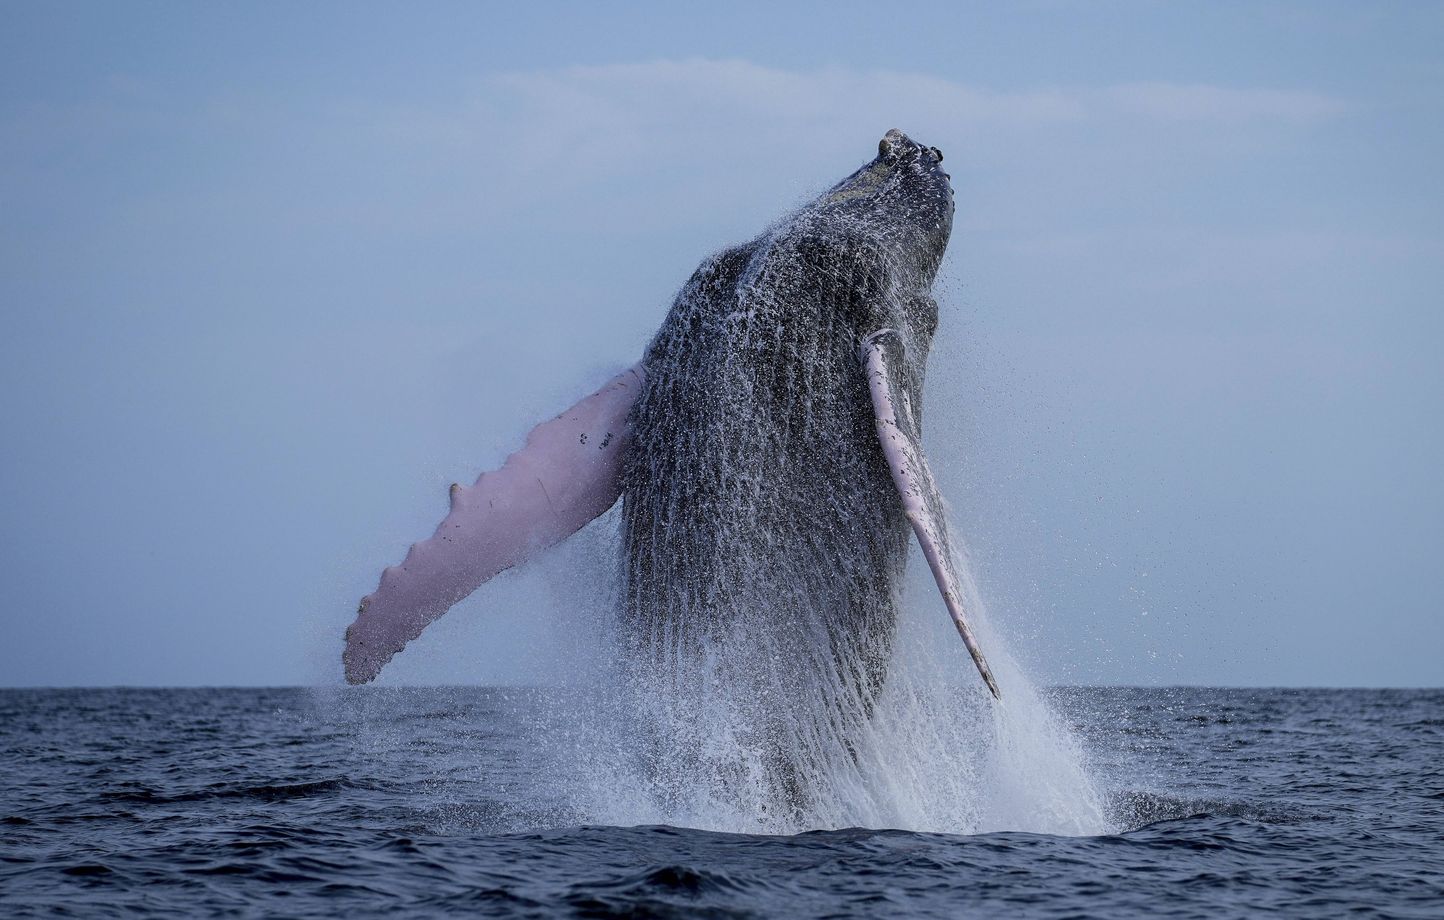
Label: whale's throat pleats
xmin=619 ymin=226 xmax=924 ymax=801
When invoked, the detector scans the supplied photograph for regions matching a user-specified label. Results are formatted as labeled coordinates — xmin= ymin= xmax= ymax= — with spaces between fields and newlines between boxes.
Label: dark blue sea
xmin=2 ymin=687 xmax=1441 ymax=917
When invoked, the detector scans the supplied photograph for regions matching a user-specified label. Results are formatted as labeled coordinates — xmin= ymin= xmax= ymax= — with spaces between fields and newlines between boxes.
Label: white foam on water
xmin=526 ymin=522 xmax=1113 ymax=837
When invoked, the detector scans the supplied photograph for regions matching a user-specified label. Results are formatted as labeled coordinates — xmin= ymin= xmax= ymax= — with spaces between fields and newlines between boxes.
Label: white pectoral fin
xmin=343 ymin=365 xmax=646 ymax=684
xmin=861 ymin=330 xmax=1001 ymax=700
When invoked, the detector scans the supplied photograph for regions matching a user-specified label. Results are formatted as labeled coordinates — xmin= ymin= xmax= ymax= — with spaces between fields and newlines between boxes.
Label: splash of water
xmin=520 ymin=515 xmax=1112 ymax=837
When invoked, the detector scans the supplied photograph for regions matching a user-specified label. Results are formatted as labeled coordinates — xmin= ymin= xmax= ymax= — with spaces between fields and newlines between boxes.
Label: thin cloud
xmin=1106 ymin=81 xmax=1345 ymax=123
xmin=330 ymin=58 xmax=1348 ymax=240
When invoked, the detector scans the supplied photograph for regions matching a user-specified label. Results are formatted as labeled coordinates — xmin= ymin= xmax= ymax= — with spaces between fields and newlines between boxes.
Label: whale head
xmin=810 ymin=128 xmax=955 ymax=286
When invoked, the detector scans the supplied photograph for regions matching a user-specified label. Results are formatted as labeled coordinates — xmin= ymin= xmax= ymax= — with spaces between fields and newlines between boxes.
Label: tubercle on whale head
xmin=878 ymin=128 xmax=945 ymax=168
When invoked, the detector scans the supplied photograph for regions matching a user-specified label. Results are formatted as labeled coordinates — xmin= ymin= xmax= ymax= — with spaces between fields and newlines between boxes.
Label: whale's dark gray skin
xmin=343 ymin=131 xmax=997 ymax=758
xmin=620 ymin=130 xmax=957 ymax=726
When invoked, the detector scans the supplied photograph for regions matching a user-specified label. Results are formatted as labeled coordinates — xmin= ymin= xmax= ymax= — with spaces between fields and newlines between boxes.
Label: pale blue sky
xmin=2 ymin=2 xmax=1440 ymax=686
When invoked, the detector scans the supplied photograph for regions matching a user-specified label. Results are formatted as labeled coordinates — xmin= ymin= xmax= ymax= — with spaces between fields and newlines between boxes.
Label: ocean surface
xmin=2 ymin=686 xmax=1441 ymax=917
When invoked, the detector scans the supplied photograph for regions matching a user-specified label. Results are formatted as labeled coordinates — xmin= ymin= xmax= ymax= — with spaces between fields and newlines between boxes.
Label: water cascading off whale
xmin=343 ymin=130 xmax=1000 ymax=719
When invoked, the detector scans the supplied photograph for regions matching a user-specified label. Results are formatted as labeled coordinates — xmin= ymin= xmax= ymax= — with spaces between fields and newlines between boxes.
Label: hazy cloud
xmin=1 ymin=48 xmax=1436 ymax=688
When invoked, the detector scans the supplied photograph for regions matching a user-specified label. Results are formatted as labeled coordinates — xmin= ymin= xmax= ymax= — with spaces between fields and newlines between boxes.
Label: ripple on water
xmin=0 ymin=687 xmax=1441 ymax=919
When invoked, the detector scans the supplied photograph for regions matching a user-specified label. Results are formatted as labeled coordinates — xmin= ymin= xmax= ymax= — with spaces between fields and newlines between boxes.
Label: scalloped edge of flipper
xmin=860 ymin=330 xmax=1000 ymax=700
xmin=343 ymin=365 xmax=645 ymax=684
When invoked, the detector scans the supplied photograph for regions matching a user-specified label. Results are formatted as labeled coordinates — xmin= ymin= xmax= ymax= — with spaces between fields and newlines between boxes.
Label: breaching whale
xmin=343 ymin=129 xmax=999 ymax=707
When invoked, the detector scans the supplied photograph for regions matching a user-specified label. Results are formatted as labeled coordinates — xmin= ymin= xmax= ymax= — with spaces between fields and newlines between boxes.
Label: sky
xmin=1 ymin=2 xmax=1441 ymax=687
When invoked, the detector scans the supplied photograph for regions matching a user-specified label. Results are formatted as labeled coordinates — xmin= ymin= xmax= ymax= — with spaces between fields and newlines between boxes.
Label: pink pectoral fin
xmin=861 ymin=330 xmax=1001 ymax=700
xmin=343 ymin=366 xmax=646 ymax=684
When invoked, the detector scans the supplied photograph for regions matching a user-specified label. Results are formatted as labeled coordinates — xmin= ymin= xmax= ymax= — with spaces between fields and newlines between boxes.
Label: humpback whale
xmin=343 ymin=130 xmax=999 ymax=711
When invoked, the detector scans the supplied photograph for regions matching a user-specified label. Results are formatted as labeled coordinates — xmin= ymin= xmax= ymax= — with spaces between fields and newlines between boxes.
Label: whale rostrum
xmin=343 ymin=129 xmax=1000 ymax=703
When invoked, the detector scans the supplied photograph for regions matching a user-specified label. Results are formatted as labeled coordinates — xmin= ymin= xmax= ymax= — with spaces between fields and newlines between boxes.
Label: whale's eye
xmin=930 ymin=147 xmax=944 ymax=162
